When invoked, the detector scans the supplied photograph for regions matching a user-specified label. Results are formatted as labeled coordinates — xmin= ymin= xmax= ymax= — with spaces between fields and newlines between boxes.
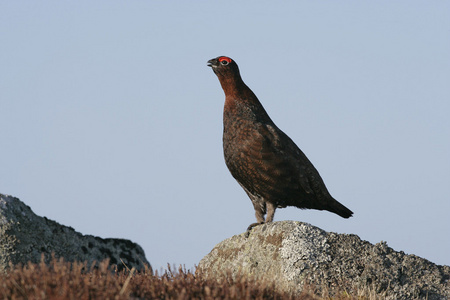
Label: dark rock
xmin=0 ymin=193 xmax=150 ymax=272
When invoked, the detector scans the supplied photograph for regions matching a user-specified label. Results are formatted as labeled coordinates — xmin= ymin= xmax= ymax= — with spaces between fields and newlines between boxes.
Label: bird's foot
xmin=246 ymin=222 xmax=264 ymax=231
xmin=245 ymin=222 xmax=264 ymax=238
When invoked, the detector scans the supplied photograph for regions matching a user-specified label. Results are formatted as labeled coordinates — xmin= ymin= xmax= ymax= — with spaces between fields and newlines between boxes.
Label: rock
xmin=0 ymin=193 xmax=150 ymax=272
xmin=198 ymin=221 xmax=450 ymax=300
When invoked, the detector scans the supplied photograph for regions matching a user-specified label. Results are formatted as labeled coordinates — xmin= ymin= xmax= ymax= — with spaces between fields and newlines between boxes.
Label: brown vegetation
xmin=0 ymin=257 xmax=379 ymax=299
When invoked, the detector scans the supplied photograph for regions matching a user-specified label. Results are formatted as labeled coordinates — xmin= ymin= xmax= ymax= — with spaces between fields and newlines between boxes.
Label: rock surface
xmin=0 ymin=193 xmax=150 ymax=272
xmin=198 ymin=221 xmax=450 ymax=299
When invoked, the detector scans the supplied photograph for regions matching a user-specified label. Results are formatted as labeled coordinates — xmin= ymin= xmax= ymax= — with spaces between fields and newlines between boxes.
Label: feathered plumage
xmin=208 ymin=56 xmax=353 ymax=230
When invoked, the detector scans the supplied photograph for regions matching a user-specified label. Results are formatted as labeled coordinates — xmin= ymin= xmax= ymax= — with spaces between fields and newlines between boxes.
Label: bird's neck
xmin=218 ymin=75 xmax=259 ymax=108
xmin=218 ymin=74 xmax=249 ymax=98
xmin=219 ymin=76 xmax=273 ymax=124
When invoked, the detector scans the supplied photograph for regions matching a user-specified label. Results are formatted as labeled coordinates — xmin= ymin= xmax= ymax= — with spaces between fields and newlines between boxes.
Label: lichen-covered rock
xmin=198 ymin=221 xmax=450 ymax=299
xmin=0 ymin=193 xmax=150 ymax=272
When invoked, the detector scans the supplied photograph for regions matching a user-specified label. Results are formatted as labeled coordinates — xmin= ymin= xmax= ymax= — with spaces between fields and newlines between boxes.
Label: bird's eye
xmin=218 ymin=56 xmax=232 ymax=65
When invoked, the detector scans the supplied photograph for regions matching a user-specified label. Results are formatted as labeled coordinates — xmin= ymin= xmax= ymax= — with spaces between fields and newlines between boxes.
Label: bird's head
xmin=207 ymin=56 xmax=240 ymax=78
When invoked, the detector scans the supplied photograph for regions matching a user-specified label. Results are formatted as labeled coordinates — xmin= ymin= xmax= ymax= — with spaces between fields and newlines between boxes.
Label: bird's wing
xmin=229 ymin=122 xmax=315 ymax=205
xmin=263 ymin=124 xmax=315 ymax=194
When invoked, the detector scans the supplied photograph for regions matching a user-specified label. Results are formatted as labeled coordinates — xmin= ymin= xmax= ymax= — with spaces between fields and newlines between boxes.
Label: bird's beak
xmin=207 ymin=58 xmax=218 ymax=68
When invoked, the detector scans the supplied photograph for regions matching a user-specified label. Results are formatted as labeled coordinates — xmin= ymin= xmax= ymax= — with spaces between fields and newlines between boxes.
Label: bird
xmin=207 ymin=56 xmax=353 ymax=231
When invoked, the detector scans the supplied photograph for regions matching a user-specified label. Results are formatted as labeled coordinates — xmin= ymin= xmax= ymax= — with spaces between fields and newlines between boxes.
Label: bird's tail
xmin=329 ymin=200 xmax=353 ymax=218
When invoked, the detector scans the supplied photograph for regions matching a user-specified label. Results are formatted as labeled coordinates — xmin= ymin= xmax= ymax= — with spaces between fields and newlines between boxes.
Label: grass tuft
xmin=0 ymin=257 xmax=383 ymax=299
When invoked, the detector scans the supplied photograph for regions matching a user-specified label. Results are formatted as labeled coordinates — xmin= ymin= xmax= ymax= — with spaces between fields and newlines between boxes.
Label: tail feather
xmin=329 ymin=200 xmax=353 ymax=218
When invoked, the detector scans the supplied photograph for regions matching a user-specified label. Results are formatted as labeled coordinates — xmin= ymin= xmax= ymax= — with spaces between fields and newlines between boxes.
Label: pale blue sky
xmin=1 ymin=1 xmax=449 ymax=271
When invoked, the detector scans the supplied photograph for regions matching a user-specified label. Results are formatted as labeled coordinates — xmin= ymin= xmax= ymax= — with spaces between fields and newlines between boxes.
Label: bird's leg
xmin=246 ymin=209 xmax=265 ymax=231
xmin=246 ymin=204 xmax=276 ymax=230
xmin=254 ymin=205 xmax=266 ymax=224
xmin=265 ymin=201 xmax=276 ymax=223
xmin=247 ymin=199 xmax=266 ymax=231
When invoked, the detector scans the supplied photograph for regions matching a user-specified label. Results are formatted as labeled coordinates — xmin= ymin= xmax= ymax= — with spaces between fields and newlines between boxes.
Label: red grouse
xmin=207 ymin=56 xmax=353 ymax=230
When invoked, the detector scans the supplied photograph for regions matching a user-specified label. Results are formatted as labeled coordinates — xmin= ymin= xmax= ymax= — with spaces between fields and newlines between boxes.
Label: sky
xmin=1 ymin=1 xmax=449 ymax=272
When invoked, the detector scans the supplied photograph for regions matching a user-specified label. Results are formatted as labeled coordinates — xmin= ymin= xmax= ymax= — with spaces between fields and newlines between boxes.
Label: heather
xmin=0 ymin=257 xmax=375 ymax=299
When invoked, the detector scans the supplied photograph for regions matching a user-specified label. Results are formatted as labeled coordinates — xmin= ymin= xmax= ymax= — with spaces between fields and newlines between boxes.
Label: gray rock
xmin=198 ymin=221 xmax=450 ymax=299
xmin=0 ymin=193 xmax=150 ymax=272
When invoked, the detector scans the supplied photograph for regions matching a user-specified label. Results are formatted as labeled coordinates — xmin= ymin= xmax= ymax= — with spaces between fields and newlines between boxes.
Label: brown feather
xmin=208 ymin=56 xmax=353 ymax=229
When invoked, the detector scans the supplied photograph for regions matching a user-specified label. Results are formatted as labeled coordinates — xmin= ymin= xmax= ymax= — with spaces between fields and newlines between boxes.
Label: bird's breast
xmin=223 ymin=117 xmax=250 ymax=163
